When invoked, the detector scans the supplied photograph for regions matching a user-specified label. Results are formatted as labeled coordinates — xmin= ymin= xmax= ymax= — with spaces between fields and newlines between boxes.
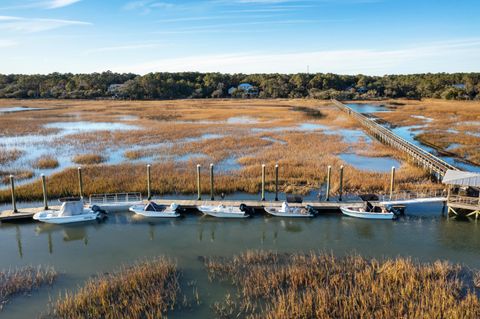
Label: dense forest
xmin=0 ymin=72 xmax=479 ymax=100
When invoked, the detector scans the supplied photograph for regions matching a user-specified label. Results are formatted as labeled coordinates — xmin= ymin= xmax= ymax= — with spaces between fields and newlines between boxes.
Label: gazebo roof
xmin=442 ymin=170 xmax=480 ymax=187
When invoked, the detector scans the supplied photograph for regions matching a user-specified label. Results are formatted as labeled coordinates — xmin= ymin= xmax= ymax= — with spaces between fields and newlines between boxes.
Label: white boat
xmin=33 ymin=198 xmax=104 ymax=224
xmin=264 ymin=202 xmax=316 ymax=218
xmin=129 ymin=202 xmax=181 ymax=218
xmin=340 ymin=205 xmax=396 ymax=220
xmin=198 ymin=204 xmax=250 ymax=218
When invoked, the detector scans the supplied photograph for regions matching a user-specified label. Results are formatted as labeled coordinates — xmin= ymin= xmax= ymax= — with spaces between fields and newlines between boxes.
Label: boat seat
xmin=145 ymin=202 xmax=166 ymax=212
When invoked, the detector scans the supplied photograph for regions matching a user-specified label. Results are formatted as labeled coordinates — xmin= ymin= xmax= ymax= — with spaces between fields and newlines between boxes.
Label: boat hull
xmin=198 ymin=206 xmax=249 ymax=218
xmin=33 ymin=209 xmax=99 ymax=224
xmin=264 ymin=207 xmax=314 ymax=218
xmin=340 ymin=207 xmax=395 ymax=220
xmin=129 ymin=205 xmax=180 ymax=218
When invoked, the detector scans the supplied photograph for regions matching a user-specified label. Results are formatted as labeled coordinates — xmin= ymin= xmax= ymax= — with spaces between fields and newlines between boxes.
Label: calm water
xmin=1 ymin=201 xmax=480 ymax=318
xmin=339 ymin=153 xmax=400 ymax=172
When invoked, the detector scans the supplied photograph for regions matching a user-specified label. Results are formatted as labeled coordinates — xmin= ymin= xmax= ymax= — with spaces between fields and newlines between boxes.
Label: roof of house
xmin=442 ymin=169 xmax=480 ymax=187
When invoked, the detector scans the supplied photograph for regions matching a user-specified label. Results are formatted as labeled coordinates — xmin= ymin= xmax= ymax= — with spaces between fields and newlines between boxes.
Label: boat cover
xmin=145 ymin=202 xmax=166 ymax=212
xmin=59 ymin=200 xmax=84 ymax=216
xmin=442 ymin=170 xmax=480 ymax=187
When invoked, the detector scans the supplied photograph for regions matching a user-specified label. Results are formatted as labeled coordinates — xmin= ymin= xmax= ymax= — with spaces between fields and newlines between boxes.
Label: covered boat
xmin=340 ymin=201 xmax=396 ymax=220
xmin=264 ymin=202 xmax=317 ymax=217
xmin=129 ymin=202 xmax=181 ymax=218
xmin=33 ymin=198 xmax=104 ymax=224
xmin=198 ymin=203 xmax=250 ymax=218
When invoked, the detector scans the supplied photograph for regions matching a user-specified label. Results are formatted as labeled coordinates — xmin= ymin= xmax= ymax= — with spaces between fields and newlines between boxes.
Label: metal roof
xmin=442 ymin=170 xmax=480 ymax=187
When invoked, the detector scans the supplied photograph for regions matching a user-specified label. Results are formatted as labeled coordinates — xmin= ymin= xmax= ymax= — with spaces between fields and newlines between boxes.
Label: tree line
xmin=0 ymin=71 xmax=479 ymax=100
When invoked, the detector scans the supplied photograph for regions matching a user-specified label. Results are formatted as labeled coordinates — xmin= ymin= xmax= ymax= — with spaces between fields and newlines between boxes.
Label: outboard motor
xmin=305 ymin=205 xmax=317 ymax=216
xmin=239 ymin=203 xmax=249 ymax=213
xmin=92 ymin=205 xmax=108 ymax=221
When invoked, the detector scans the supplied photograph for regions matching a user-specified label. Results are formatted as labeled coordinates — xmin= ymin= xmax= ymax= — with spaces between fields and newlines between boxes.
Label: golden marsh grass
xmin=0 ymin=99 xmax=441 ymax=202
xmin=33 ymin=155 xmax=59 ymax=169
xmin=51 ymin=257 xmax=185 ymax=319
xmin=72 ymin=154 xmax=106 ymax=165
xmin=0 ymin=265 xmax=56 ymax=311
xmin=205 ymin=250 xmax=480 ymax=319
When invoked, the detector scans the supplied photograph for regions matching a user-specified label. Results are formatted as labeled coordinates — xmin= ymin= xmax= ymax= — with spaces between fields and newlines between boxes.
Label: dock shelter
xmin=442 ymin=170 xmax=480 ymax=218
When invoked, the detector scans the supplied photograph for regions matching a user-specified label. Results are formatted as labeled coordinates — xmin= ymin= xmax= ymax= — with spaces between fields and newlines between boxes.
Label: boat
xmin=340 ymin=202 xmax=397 ymax=220
xmin=129 ymin=201 xmax=181 ymax=218
xmin=197 ymin=203 xmax=250 ymax=218
xmin=33 ymin=198 xmax=106 ymax=224
xmin=264 ymin=202 xmax=317 ymax=217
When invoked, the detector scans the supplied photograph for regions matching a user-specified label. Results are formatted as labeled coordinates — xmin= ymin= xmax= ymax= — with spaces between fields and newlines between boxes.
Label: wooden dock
xmin=332 ymin=99 xmax=458 ymax=177
xmin=447 ymin=196 xmax=480 ymax=218
xmin=0 ymin=200 xmax=360 ymax=222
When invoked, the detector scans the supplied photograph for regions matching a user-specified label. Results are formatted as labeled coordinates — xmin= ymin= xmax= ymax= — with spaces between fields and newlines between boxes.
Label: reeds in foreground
xmin=0 ymin=265 xmax=56 ymax=311
xmin=204 ymin=251 xmax=480 ymax=319
xmin=51 ymin=257 xmax=183 ymax=319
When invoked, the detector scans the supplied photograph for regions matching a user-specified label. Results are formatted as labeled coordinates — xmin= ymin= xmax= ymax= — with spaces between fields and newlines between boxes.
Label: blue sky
xmin=0 ymin=0 xmax=479 ymax=74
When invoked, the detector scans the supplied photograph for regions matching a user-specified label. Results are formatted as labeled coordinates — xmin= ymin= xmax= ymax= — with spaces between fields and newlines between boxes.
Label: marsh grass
xmin=51 ymin=257 xmax=185 ymax=319
xmin=368 ymin=98 xmax=480 ymax=165
xmin=0 ymin=265 xmax=56 ymax=311
xmin=0 ymin=98 xmax=440 ymax=202
xmin=0 ymin=148 xmax=23 ymax=165
xmin=72 ymin=154 xmax=106 ymax=165
xmin=205 ymin=251 xmax=480 ymax=319
xmin=0 ymin=170 xmax=34 ymax=185
xmin=33 ymin=155 xmax=59 ymax=169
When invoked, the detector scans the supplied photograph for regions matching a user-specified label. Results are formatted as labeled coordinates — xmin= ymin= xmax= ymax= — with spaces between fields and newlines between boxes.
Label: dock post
xmin=147 ymin=164 xmax=152 ymax=201
xmin=326 ymin=165 xmax=332 ymax=201
xmin=389 ymin=166 xmax=395 ymax=200
xmin=261 ymin=164 xmax=266 ymax=201
xmin=41 ymin=174 xmax=48 ymax=210
xmin=274 ymin=164 xmax=279 ymax=201
xmin=196 ymin=164 xmax=201 ymax=200
xmin=339 ymin=165 xmax=344 ymax=201
xmin=9 ymin=175 xmax=17 ymax=213
xmin=210 ymin=163 xmax=214 ymax=201
xmin=77 ymin=167 xmax=84 ymax=199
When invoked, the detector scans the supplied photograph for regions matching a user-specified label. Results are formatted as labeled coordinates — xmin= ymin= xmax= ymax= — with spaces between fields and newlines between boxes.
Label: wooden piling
xmin=210 ymin=163 xmax=214 ymax=201
xmin=274 ymin=164 xmax=279 ymax=201
xmin=41 ymin=174 xmax=48 ymax=210
xmin=339 ymin=165 xmax=344 ymax=201
xmin=326 ymin=165 xmax=332 ymax=201
xmin=261 ymin=164 xmax=266 ymax=201
xmin=196 ymin=164 xmax=201 ymax=200
xmin=147 ymin=164 xmax=152 ymax=200
xmin=390 ymin=166 xmax=395 ymax=200
xmin=9 ymin=175 xmax=17 ymax=213
xmin=77 ymin=167 xmax=84 ymax=199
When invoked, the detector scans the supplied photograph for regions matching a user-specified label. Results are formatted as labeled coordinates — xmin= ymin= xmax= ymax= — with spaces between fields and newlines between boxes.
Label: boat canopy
xmin=59 ymin=200 xmax=84 ymax=216
xmin=442 ymin=170 xmax=480 ymax=187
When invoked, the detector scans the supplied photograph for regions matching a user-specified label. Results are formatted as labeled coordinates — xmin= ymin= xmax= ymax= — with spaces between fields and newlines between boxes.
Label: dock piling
xmin=390 ymin=166 xmax=396 ymax=200
xmin=339 ymin=165 xmax=344 ymax=201
xmin=261 ymin=164 xmax=266 ymax=201
xmin=210 ymin=163 xmax=214 ymax=201
xmin=147 ymin=164 xmax=152 ymax=200
xmin=9 ymin=175 xmax=17 ymax=213
xmin=41 ymin=174 xmax=48 ymax=210
xmin=77 ymin=167 xmax=84 ymax=199
xmin=196 ymin=164 xmax=201 ymax=200
xmin=274 ymin=164 xmax=279 ymax=201
xmin=326 ymin=165 xmax=332 ymax=201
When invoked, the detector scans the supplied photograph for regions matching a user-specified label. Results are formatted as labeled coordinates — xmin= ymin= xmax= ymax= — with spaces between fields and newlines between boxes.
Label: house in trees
xmin=228 ymin=83 xmax=259 ymax=97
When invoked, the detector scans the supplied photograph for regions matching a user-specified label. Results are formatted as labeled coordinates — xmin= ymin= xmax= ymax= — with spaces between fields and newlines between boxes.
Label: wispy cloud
xmin=0 ymin=15 xmax=91 ymax=33
xmin=0 ymin=39 xmax=18 ymax=48
xmin=84 ymin=43 xmax=163 ymax=54
xmin=123 ymin=1 xmax=174 ymax=14
xmin=45 ymin=0 xmax=82 ymax=9
xmin=112 ymin=39 xmax=480 ymax=75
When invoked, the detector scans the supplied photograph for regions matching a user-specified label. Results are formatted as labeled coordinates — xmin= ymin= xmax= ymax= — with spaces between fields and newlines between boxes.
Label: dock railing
xmin=89 ymin=192 xmax=142 ymax=205
xmin=379 ymin=190 xmax=446 ymax=202
xmin=448 ymin=195 xmax=480 ymax=207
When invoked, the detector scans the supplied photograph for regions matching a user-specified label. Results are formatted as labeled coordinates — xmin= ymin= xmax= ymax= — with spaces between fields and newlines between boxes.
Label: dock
xmin=0 ymin=200 xmax=360 ymax=222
